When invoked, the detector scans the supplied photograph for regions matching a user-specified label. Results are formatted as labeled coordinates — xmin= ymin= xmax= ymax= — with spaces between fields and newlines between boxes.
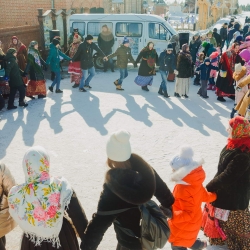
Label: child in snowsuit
xmin=196 ymin=58 xmax=219 ymax=98
xmin=207 ymin=51 xmax=219 ymax=91
xmin=194 ymin=52 xmax=204 ymax=86
xmin=168 ymin=146 xmax=217 ymax=250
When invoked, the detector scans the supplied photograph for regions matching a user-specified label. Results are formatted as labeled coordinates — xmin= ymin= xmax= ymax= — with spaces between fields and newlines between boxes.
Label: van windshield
xmin=163 ymin=21 xmax=177 ymax=36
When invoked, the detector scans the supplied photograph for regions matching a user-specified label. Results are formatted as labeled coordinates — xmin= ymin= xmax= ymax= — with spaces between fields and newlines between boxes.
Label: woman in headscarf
xmin=216 ymin=43 xmax=245 ymax=102
xmin=8 ymin=36 xmax=27 ymax=71
xmin=24 ymin=41 xmax=47 ymax=99
xmin=174 ymin=44 xmax=193 ymax=98
xmin=8 ymin=146 xmax=88 ymax=250
xmin=134 ymin=42 xmax=158 ymax=91
xmin=0 ymin=163 xmax=16 ymax=250
xmin=68 ymin=34 xmax=83 ymax=88
xmin=205 ymin=116 xmax=250 ymax=250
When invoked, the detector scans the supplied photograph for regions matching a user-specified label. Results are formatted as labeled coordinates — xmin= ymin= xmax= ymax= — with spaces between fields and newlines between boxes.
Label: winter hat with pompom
xmin=123 ymin=36 xmax=129 ymax=45
xmin=210 ymin=51 xmax=219 ymax=59
xmin=106 ymin=130 xmax=131 ymax=162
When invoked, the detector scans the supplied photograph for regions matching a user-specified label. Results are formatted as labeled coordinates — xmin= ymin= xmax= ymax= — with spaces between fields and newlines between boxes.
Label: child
xmin=158 ymin=43 xmax=176 ymax=97
xmin=207 ymin=51 xmax=219 ymax=91
xmin=46 ymin=38 xmax=71 ymax=93
xmin=106 ymin=37 xmax=136 ymax=91
xmin=194 ymin=52 xmax=204 ymax=86
xmin=168 ymin=146 xmax=217 ymax=250
xmin=196 ymin=58 xmax=219 ymax=98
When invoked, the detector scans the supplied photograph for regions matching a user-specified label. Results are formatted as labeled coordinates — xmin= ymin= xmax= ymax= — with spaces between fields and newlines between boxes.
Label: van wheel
xmin=94 ymin=55 xmax=104 ymax=69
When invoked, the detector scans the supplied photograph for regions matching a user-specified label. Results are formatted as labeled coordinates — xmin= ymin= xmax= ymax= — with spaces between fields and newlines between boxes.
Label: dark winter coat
xmin=228 ymin=23 xmax=240 ymax=43
xmin=207 ymin=44 xmax=217 ymax=57
xmin=189 ymin=38 xmax=201 ymax=63
xmin=244 ymin=31 xmax=250 ymax=39
xmin=220 ymin=27 xmax=228 ymax=41
xmin=81 ymin=154 xmax=174 ymax=250
xmin=213 ymin=32 xmax=222 ymax=47
xmin=176 ymin=52 xmax=193 ymax=78
xmin=196 ymin=63 xmax=219 ymax=81
xmin=243 ymin=24 xmax=249 ymax=37
xmin=24 ymin=53 xmax=46 ymax=81
xmin=5 ymin=52 xmax=24 ymax=88
xmin=72 ymin=41 xmax=105 ymax=70
xmin=46 ymin=43 xmax=71 ymax=72
xmin=107 ymin=45 xmax=135 ymax=69
xmin=0 ymin=55 xmax=5 ymax=71
xmin=135 ymin=50 xmax=158 ymax=76
xmin=158 ymin=51 xmax=176 ymax=72
xmin=206 ymin=146 xmax=250 ymax=210
xmin=97 ymin=32 xmax=114 ymax=54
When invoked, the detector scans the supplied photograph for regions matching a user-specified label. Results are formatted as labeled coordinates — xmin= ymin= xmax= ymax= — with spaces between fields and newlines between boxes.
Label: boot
xmin=175 ymin=93 xmax=181 ymax=98
xmin=163 ymin=90 xmax=170 ymax=98
xmin=141 ymin=86 xmax=149 ymax=91
xmin=7 ymin=105 xmax=17 ymax=110
xmin=197 ymin=88 xmax=202 ymax=96
xmin=72 ymin=83 xmax=79 ymax=88
xmin=230 ymin=108 xmax=237 ymax=118
xmin=48 ymin=86 xmax=53 ymax=92
xmin=184 ymin=94 xmax=189 ymax=98
xmin=38 ymin=95 xmax=46 ymax=99
xmin=211 ymin=85 xmax=216 ymax=91
xmin=55 ymin=89 xmax=63 ymax=93
xmin=114 ymin=79 xmax=119 ymax=86
xmin=116 ymin=85 xmax=124 ymax=91
xmin=217 ymin=96 xmax=226 ymax=102
xmin=207 ymin=84 xmax=212 ymax=90
xmin=158 ymin=86 xmax=164 ymax=95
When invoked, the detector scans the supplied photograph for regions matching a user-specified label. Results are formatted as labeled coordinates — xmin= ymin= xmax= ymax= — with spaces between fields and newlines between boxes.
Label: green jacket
xmin=107 ymin=45 xmax=135 ymax=69
xmin=209 ymin=37 xmax=217 ymax=48
xmin=46 ymin=43 xmax=71 ymax=72
xmin=5 ymin=52 xmax=24 ymax=87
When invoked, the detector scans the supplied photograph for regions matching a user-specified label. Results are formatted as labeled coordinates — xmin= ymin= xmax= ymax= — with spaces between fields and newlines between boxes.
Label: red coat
xmin=168 ymin=160 xmax=217 ymax=247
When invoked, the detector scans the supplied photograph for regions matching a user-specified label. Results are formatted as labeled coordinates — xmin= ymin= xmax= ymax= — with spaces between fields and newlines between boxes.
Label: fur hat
xmin=210 ymin=51 xmax=219 ymax=59
xmin=167 ymin=43 xmax=173 ymax=50
xmin=85 ymin=35 xmax=93 ymax=41
xmin=235 ymin=63 xmax=243 ymax=73
xmin=194 ymin=32 xmax=199 ymax=37
xmin=106 ymin=130 xmax=131 ymax=162
xmin=7 ymin=48 xmax=17 ymax=55
xmin=239 ymin=49 xmax=250 ymax=62
xmin=52 ymin=38 xmax=60 ymax=46
xmin=123 ymin=36 xmax=129 ymax=45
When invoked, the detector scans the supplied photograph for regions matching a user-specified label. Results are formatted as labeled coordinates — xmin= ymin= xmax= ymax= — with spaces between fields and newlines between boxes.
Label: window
xmin=148 ymin=23 xmax=168 ymax=40
xmin=87 ymin=22 xmax=113 ymax=36
xmin=115 ymin=23 xmax=142 ymax=37
xmin=72 ymin=22 xmax=85 ymax=36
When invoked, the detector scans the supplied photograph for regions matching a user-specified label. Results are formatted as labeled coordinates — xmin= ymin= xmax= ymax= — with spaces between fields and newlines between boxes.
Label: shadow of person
xmin=22 ymin=98 xmax=47 ymax=146
xmin=44 ymin=95 xmax=74 ymax=134
xmin=66 ymin=92 xmax=116 ymax=136
xmin=113 ymin=93 xmax=153 ymax=127
xmin=0 ymin=109 xmax=24 ymax=159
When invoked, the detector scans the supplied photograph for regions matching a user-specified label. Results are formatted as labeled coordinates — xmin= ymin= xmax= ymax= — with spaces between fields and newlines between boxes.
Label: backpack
xmin=97 ymin=200 xmax=170 ymax=250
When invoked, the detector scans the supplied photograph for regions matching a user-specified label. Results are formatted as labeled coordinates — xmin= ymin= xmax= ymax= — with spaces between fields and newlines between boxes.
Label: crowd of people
xmin=0 ymin=116 xmax=250 ymax=250
xmin=1 ymin=19 xmax=250 ymax=118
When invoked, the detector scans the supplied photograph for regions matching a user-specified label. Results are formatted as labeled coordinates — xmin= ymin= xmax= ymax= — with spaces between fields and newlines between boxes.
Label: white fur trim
xmin=171 ymin=159 xmax=204 ymax=182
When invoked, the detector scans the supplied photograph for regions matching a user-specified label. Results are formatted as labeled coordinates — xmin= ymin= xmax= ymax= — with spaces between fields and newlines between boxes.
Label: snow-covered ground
xmin=0 ymin=65 xmax=234 ymax=249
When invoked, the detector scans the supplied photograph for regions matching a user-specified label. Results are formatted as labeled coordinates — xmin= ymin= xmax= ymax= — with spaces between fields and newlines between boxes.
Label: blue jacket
xmin=158 ymin=51 xmax=176 ymax=72
xmin=46 ymin=43 xmax=71 ymax=72
xmin=196 ymin=63 xmax=219 ymax=80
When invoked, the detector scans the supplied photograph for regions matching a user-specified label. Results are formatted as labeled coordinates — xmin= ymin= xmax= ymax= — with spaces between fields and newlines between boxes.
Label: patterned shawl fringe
xmin=25 ymin=232 xmax=61 ymax=248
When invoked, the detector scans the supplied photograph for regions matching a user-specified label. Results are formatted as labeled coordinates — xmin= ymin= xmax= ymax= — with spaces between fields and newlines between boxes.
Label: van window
xmin=87 ymin=22 xmax=113 ymax=36
xmin=116 ymin=23 xmax=142 ymax=37
xmin=72 ymin=22 xmax=85 ymax=36
xmin=149 ymin=23 xmax=168 ymax=40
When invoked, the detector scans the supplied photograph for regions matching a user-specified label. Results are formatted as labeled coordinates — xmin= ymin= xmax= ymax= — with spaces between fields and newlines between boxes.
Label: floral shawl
xmin=8 ymin=146 xmax=73 ymax=248
xmin=28 ymin=48 xmax=41 ymax=67
xmin=227 ymin=116 xmax=250 ymax=152
xmin=9 ymin=36 xmax=26 ymax=54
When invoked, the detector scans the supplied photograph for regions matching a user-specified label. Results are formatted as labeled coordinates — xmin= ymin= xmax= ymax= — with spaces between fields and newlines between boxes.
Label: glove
xmin=4 ymin=76 xmax=9 ymax=81
xmin=174 ymin=69 xmax=178 ymax=75
xmin=160 ymin=205 xmax=173 ymax=219
xmin=134 ymin=62 xmax=137 ymax=68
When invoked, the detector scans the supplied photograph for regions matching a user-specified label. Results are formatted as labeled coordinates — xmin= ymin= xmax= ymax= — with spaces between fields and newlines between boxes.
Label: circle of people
xmin=1 ymin=114 xmax=250 ymax=250
xmin=1 ymin=20 xmax=250 ymax=116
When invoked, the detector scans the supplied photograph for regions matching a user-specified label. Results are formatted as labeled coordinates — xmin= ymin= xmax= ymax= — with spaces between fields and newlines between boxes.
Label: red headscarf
xmin=227 ymin=116 xmax=250 ymax=152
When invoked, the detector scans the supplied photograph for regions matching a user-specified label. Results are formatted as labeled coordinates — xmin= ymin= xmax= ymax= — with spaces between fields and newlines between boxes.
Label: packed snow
xmin=0 ymin=65 xmax=233 ymax=249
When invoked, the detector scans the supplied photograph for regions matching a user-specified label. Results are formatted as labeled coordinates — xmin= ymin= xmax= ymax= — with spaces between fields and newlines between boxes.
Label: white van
xmin=68 ymin=14 xmax=178 ymax=68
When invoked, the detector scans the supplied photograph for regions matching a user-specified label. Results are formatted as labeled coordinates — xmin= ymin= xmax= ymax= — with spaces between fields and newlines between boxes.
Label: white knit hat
xmin=170 ymin=146 xmax=194 ymax=171
xmin=235 ymin=63 xmax=242 ymax=73
xmin=106 ymin=130 xmax=131 ymax=162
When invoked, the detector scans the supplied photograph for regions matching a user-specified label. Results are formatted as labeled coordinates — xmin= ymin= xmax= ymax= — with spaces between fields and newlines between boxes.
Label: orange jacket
xmin=168 ymin=161 xmax=217 ymax=248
